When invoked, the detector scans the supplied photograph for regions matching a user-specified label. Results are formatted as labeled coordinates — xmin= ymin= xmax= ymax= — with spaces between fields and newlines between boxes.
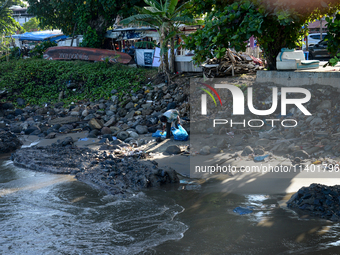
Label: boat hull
xmin=43 ymin=46 xmax=132 ymax=64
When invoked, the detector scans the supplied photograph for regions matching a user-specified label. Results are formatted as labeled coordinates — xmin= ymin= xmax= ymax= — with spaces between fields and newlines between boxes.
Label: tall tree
xmin=0 ymin=0 xmax=23 ymax=35
xmin=27 ymin=0 xmax=145 ymax=48
xmin=324 ymin=13 xmax=340 ymax=66
xmin=22 ymin=17 xmax=49 ymax=32
xmin=184 ymin=0 xmax=340 ymax=70
xmin=121 ymin=0 xmax=193 ymax=75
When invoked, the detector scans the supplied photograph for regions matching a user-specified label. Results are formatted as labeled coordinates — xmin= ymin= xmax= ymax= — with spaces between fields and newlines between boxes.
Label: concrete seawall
xmin=256 ymin=62 xmax=340 ymax=88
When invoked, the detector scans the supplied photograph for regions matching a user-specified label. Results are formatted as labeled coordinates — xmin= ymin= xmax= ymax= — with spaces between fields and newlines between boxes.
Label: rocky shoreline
xmin=0 ymin=77 xmax=190 ymax=145
xmin=2 ymin=74 xmax=340 ymax=218
xmin=11 ymin=136 xmax=179 ymax=196
xmin=287 ymin=183 xmax=340 ymax=222
xmin=0 ymin=74 xmax=192 ymax=196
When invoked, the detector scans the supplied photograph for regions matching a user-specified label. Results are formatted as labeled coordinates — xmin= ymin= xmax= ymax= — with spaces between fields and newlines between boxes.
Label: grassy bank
xmin=0 ymin=59 xmax=157 ymax=107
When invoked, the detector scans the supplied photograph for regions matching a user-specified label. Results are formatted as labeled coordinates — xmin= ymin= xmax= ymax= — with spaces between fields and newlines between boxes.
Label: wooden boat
xmin=43 ymin=46 xmax=132 ymax=64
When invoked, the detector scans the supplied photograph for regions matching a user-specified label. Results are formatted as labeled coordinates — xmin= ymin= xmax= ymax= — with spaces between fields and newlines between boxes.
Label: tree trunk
xmin=70 ymin=23 xmax=77 ymax=47
xmin=170 ymin=36 xmax=175 ymax=73
xmin=264 ymin=31 xmax=288 ymax=70
xmin=265 ymin=49 xmax=277 ymax=70
xmin=158 ymin=26 xmax=170 ymax=84
xmin=163 ymin=48 xmax=170 ymax=84
xmin=158 ymin=28 xmax=164 ymax=73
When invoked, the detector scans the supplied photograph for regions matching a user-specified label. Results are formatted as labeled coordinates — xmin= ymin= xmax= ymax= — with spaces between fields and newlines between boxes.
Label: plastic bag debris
xmin=254 ymin=155 xmax=269 ymax=162
xmin=152 ymin=130 xmax=167 ymax=138
xmin=233 ymin=206 xmax=254 ymax=215
xmin=179 ymin=180 xmax=195 ymax=184
xmin=78 ymin=138 xmax=89 ymax=141
xmin=171 ymin=125 xmax=188 ymax=141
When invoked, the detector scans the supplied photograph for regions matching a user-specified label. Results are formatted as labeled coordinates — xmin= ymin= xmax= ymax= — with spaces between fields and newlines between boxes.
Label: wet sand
xmin=18 ymin=132 xmax=340 ymax=196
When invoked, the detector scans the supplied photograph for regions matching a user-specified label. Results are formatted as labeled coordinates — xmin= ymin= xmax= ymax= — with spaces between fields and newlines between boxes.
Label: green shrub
xmin=9 ymin=47 xmax=22 ymax=60
xmin=0 ymin=59 xmax=156 ymax=107
xmin=29 ymin=41 xmax=58 ymax=59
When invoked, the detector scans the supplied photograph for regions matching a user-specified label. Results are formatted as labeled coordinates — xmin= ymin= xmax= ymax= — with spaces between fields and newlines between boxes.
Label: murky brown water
xmin=1 ymin=159 xmax=340 ymax=255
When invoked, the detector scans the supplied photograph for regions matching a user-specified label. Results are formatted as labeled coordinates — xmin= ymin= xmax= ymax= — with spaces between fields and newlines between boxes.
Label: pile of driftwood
xmin=202 ymin=49 xmax=264 ymax=78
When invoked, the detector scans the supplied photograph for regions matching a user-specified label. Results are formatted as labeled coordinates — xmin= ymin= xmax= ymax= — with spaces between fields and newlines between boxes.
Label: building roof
xmin=9 ymin=5 xmax=27 ymax=11
xmin=11 ymin=30 xmax=67 ymax=41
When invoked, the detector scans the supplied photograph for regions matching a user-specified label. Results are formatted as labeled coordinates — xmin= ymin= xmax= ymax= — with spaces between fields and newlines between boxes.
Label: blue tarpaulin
xmin=11 ymin=31 xmax=68 ymax=42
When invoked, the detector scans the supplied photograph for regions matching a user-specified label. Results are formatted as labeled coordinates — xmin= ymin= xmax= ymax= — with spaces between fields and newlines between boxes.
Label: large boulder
xmin=117 ymin=131 xmax=129 ymax=140
xmin=166 ymin=145 xmax=181 ymax=155
xmin=0 ymin=131 xmax=22 ymax=153
xmin=135 ymin=125 xmax=148 ymax=134
xmin=89 ymin=118 xmax=103 ymax=130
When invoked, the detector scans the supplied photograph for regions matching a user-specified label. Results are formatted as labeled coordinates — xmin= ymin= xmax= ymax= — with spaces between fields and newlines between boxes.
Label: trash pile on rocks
xmin=202 ymin=49 xmax=264 ymax=77
xmin=11 ymin=136 xmax=179 ymax=196
xmin=287 ymin=183 xmax=340 ymax=221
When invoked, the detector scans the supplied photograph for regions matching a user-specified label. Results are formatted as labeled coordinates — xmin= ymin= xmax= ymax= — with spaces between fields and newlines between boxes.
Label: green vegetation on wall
xmin=0 ymin=59 xmax=156 ymax=107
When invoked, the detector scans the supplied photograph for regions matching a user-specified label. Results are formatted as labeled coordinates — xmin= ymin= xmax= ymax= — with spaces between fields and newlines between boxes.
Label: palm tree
xmin=121 ymin=0 xmax=193 ymax=77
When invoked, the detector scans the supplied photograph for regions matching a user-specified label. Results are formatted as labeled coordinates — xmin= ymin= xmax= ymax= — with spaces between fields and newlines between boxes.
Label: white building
xmin=9 ymin=6 xmax=35 ymax=26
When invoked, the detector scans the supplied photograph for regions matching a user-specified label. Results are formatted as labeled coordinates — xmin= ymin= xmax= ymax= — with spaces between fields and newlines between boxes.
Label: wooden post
xmin=320 ymin=18 xmax=323 ymax=40
xmin=227 ymin=49 xmax=236 ymax=76
xmin=227 ymin=49 xmax=236 ymax=64
xmin=70 ymin=23 xmax=77 ymax=47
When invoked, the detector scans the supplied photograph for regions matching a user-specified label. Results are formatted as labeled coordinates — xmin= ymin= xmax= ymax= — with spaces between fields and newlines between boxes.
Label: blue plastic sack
xmin=233 ymin=207 xmax=253 ymax=215
xmin=171 ymin=125 xmax=188 ymax=141
xmin=254 ymin=155 xmax=269 ymax=162
xmin=152 ymin=130 xmax=167 ymax=138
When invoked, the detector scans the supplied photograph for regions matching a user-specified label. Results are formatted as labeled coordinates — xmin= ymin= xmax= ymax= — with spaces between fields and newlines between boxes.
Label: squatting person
xmin=159 ymin=109 xmax=181 ymax=139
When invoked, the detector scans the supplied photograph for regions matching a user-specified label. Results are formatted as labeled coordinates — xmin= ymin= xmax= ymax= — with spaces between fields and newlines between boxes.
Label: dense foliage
xmin=184 ymin=0 xmax=340 ymax=70
xmin=325 ymin=14 xmax=340 ymax=66
xmin=0 ymin=0 xmax=23 ymax=35
xmin=29 ymin=41 xmax=57 ymax=58
xmin=0 ymin=59 xmax=156 ymax=106
xmin=22 ymin=17 xmax=50 ymax=32
xmin=27 ymin=0 xmax=145 ymax=48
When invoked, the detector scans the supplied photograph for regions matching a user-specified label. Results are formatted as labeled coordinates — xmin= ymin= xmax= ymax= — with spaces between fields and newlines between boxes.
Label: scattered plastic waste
xmin=179 ymin=180 xmax=195 ymax=184
xmin=254 ymin=154 xmax=269 ymax=162
xmin=152 ymin=130 xmax=167 ymax=138
xmin=78 ymin=137 xmax=89 ymax=141
xmin=233 ymin=206 xmax=254 ymax=215
xmin=112 ymin=136 xmax=117 ymax=140
xmin=312 ymin=160 xmax=322 ymax=165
